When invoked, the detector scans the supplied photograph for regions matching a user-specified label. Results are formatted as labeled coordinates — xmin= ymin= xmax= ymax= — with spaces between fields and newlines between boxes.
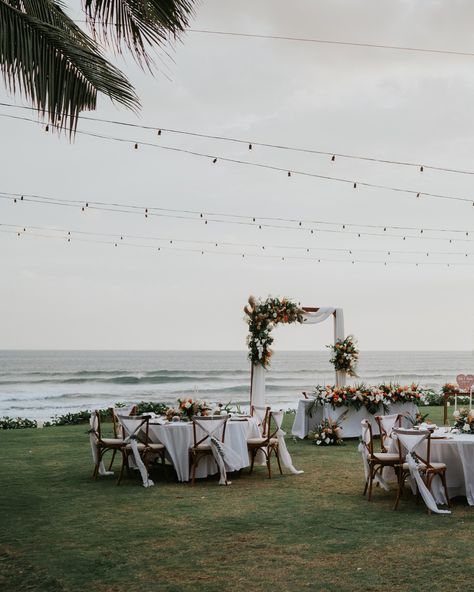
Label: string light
xmin=1 ymin=222 xmax=471 ymax=259
xmin=3 ymin=189 xmax=472 ymax=245
xmin=2 ymin=112 xmax=474 ymax=207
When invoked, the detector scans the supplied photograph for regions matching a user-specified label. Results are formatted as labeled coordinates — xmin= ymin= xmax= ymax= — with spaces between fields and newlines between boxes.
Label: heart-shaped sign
xmin=456 ymin=374 xmax=474 ymax=392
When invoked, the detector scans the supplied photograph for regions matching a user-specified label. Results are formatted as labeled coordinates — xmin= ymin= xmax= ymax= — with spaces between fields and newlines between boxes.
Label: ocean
xmin=0 ymin=350 xmax=472 ymax=420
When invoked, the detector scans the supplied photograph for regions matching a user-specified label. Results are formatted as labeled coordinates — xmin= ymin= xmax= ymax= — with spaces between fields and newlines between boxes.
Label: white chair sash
xmin=358 ymin=420 xmax=390 ymax=490
xmin=89 ymin=411 xmax=114 ymax=476
xmin=116 ymin=415 xmax=154 ymax=488
xmin=271 ymin=410 xmax=304 ymax=475
xmin=193 ymin=416 xmax=240 ymax=485
xmin=393 ymin=428 xmax=450 ymax=514
xmin=379 ymin=413 xmax=399 ymax=450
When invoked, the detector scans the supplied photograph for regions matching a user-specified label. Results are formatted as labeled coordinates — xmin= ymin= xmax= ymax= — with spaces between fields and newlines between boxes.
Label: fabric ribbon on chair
xmin=193 ymin=417 xmax=241 ymax=485
xmin=89 ymin=412 xmax=114 ymax=477
xmin=117 ymin=415 xmax=154 ymax=488
xmin=358 ymin=420 xmax=390 ymax=491
xmin=272 ymin=411 xmax=304 ymax=475
xmin=393 ymin=430 xmax=450 ymax=515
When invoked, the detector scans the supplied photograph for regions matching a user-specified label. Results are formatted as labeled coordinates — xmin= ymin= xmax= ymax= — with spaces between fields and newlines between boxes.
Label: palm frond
xmin=0 ymin=0 xmax=139 ymax=133
xmin=83 ymin=0 xmax=196 ymax=67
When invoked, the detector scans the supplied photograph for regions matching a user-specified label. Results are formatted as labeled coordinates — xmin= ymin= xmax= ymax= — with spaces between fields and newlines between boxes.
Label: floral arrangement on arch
xmin=165 ymin=398 xmax=211 ymax=422
xmin=327 ymin=335 xmax=359 ymax=377
xmin=244 ymin=295 xmax=304 ymax=367
xmin=453 ymin=408 xmax=474 ymax=434
xmin=309 ymin=383 xmax=429 ymax=416
xmin=308 ymin=413 xmax=347 ymax=446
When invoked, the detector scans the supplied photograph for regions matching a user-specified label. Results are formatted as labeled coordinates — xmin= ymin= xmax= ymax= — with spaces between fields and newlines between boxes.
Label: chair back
xmin=110 ymin=405 xmax=138 ymax=437
xmin=192 ymin=415 xmax=229 ymax=448
xmin=267 ymin=410 xmax=284 ymax=440
xmin=90 ymin=410 xmax=101 ymax=444
xmin=360 ymin=419 xmax=376 ymax=458
xmin=251 ymin=405 xmax=270 ymax=437
xmin=375 ymin=414 xmax=400 ymax=451
xmin=392 ymin=427 xmax=432 ymax=466
xmin=116 ymin=414 xmax=149 ymax=444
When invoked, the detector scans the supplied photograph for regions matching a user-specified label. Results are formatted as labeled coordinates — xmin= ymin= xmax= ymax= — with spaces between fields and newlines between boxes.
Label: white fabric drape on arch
xmin=250 ymin=307 xmax=345 ymax=409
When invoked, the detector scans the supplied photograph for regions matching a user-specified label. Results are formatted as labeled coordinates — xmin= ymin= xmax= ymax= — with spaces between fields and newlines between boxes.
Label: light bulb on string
xmin=288 ymin=171 xmax=291 ymax=177
xmin=212 ymin=158 xmax=217 ymax=164
xmin=157 ymin=129 xmax=161 ymax=136
xmin=134 ymin=143 xmax=138 ymax=150
xmin=331 ymin=155 xmax=335 ymax=162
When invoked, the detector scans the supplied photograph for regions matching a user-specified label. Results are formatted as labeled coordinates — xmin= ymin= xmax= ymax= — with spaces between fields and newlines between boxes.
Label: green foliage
xmin=0 ymin=0 xmax=196 ymax=132
xmin=135 ymin=401 xmax=169 ymax=415
xmin=0 ymin=416 xmax=37 ymax=429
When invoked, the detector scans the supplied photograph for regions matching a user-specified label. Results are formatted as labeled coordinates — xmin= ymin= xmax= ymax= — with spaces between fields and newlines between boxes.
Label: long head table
xmin=292 ymin=399 xmax=419 ymax=439
xmin=148 ymin=417 xmax=261 ymax=482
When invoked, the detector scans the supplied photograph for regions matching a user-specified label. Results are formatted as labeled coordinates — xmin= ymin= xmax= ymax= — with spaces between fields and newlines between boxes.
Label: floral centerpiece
xmin=442 ymin=383 xmax=461 ymax=396
xmin=453 ymin=408 xmax=474 ymax=434
xmin=308 ymin=413 xmax=346 ymax=446
xmin=244 ymin=295 xmax=304 ymax=368
xmin=165 ymin=398 xmax=211 ymax=422
xmin=327 ymin=335 xmax=359 ymax=377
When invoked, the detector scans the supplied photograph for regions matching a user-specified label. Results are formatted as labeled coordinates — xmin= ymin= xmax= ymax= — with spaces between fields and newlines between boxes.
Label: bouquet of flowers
xmin=165 ymin=398 xmax=211 ymax=422
xmin=327 ymin=335 xmax=359 ymax=377
xmin=453 ymin=408 xmax=474 ymax=434
xmin=442 ymin=383 xmax=461 ymax=396
xmin=308 ymin=413 xmax=346 ymax=446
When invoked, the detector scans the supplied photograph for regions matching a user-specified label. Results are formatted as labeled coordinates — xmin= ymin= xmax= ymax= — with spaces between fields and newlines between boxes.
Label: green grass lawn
xmin=1 ymin=406 xmax=473 ymax=592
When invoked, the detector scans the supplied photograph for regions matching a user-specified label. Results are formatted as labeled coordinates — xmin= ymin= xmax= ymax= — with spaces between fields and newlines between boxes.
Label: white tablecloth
xmin=148 ymin=418 xmax=261 ymax=482
xmin=291 ymin=399 xmax=419 ymax=439
xmin=389 ymin=431 xmax=474 ymax=505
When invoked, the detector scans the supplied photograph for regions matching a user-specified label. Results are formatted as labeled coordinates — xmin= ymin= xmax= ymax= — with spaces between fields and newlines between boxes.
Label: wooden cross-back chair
xmin=392 ymin=427 xmax=450 ymax=513
xmin=375 ymin=414 xmax=402 ymax=453
xmin=247 ymin=406 xmax=283 ymax=479
xmin=116 ymin=414 xmax=166 ymax=485
xmin=107 ymin=405 xmax=138 ymax=470
xmin=190 ymin=415 xmax=229 ymax=485
xmin=90 ymin=410 xmax=127 ymax=480
xmin=360 ymin=419 xmax=401 ymax=501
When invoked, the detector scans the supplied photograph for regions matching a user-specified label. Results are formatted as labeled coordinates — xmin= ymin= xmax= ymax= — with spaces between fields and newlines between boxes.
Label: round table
xmin=148 ymin=417 xmax=261 ymax=482
xmin=388 ymin=430 xmax=474 ymax=505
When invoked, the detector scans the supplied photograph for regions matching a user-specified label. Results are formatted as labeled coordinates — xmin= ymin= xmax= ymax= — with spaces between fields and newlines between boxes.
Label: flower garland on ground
xmin=308 ymin=413 xmax=347 ymax=446
xmin=327 ymin=335 xmax=359 ymax=377
xmin=308 ymin=383 xmax=430 ymax=416
xmin=453 ymin=408 xmax=474 ymax=434
xmin=244 ymin=295 xmax=304 ymax=367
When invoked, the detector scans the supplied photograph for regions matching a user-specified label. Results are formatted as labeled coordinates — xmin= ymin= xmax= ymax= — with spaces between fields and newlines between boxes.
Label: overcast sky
xmin=0 ymin=0 xmax=473 ymax=351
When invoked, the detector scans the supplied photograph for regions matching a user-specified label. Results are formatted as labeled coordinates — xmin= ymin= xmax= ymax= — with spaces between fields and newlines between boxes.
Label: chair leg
xmin=440 ymin=471 xmax=451 ymax=507
xmin=249 ymin=448 xmax=256 ymax=474
xmin=117 ymin=450 xmax=127 ymax=486
xmin=275 ymin=446 xmax=283 ymax=475
xmin=394 ymin=468 xmax=404 ymax=510
xmin=266 ymin=447 xmax=272 ymax=479
xmin=367 ymin=466 xmax=374 ymax=501
xmin=191 ymin=453 xmax=197 ymax=486
xmin=107 ymin=449 xmax=117 ymax=471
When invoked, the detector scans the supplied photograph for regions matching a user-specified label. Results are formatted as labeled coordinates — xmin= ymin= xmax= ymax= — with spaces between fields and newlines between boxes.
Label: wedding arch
xmin=244 ymin=296 xmax=346 ymax=408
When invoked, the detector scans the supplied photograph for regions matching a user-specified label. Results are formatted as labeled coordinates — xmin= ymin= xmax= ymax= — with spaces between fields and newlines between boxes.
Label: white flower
xmin=463 ymin=423 xmax=471 ymax=432
xmin=453 ymin=411 xmax=460 ymax=419
xmin=325 ymin=437 xmax=331 ymax=444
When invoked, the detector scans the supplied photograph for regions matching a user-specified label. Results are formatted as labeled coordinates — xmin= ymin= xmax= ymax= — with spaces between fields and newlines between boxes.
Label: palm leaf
xmin=0 ymin=0 xmax=139 ymax=133
xmin=83 ymin=0 xmax=196 ymax=67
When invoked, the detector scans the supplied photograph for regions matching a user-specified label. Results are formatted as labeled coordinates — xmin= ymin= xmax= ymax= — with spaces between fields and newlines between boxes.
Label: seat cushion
xmin=101 ymin=438 xmax=124 ymax=446
xmin=147 ymin=443 xmax=165 ymax=451
xmin=247 ymin=437 xmax=278 ymax=446
xmin=125 ymin=443 xmax=146 ymax=451
xmin=373 ymin=453 xmax=399 ymax=462
xmin=402 ymin=462 xmax=446 ymax=471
